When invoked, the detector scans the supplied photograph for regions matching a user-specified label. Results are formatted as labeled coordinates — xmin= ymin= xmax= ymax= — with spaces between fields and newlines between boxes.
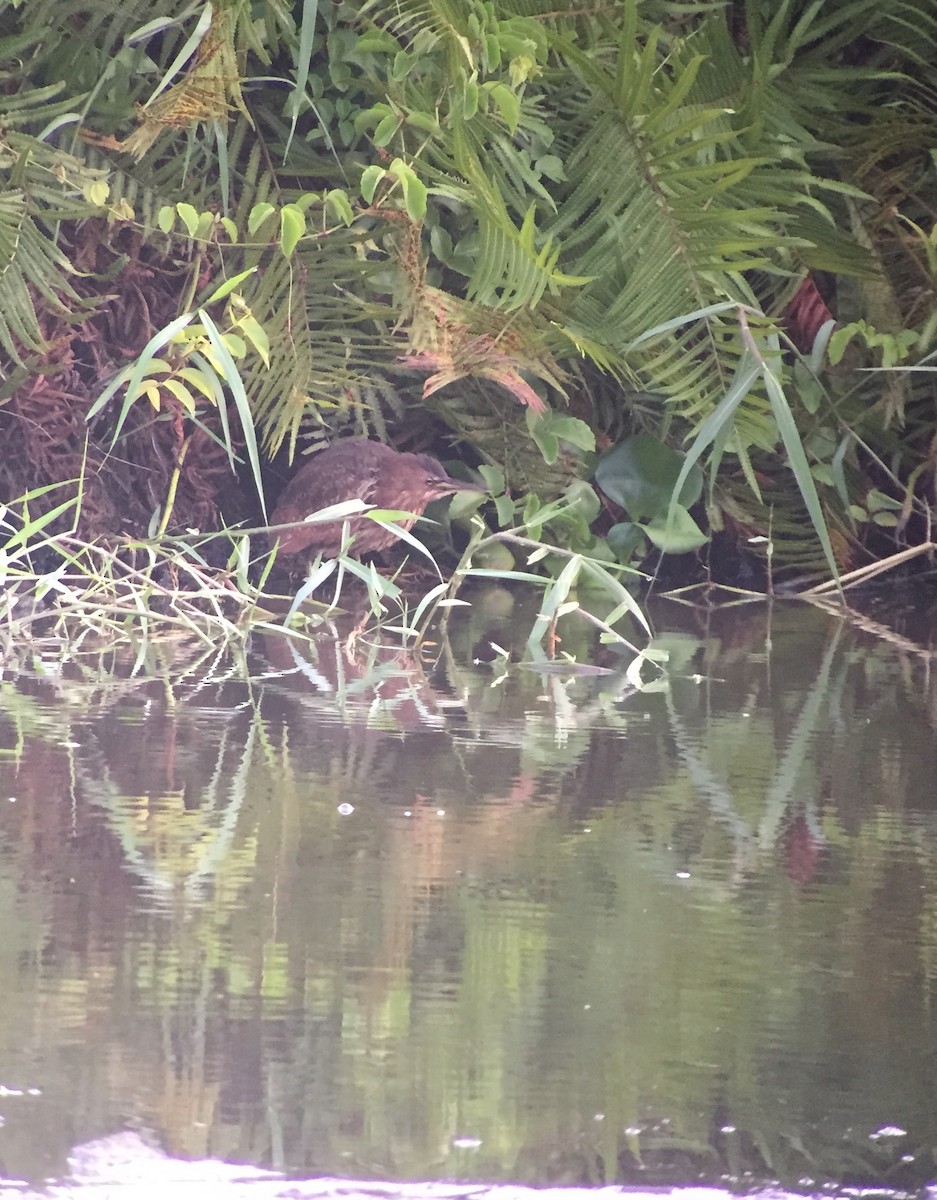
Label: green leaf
xmin=470 ymin=542 xmax=516 ymax=570
xmin=238 ymin=316 xmax=270 ymax=368
xmin=405 ymin=111 xmax=440 ymax=135
xmin=478 ymin=464 xmax=505 ymax=494
xmin=175 ymin=203 xmax=199 ymax=237
xmin=548 ymin=416 xmax=595 ymax=452
xmin=494 ymin=494 xmax=515 ymax=526
xmin=198 ymin=308 xmax=267 ymax=521
xmin=373 ymin=112 xmax=400 ymax=147
xmin=355 ymin=30 xmax=399 ymax=54
xmin=536 ymin=154 xmax=566 ymax=182
xmin=195 ymin=210 xmax=215 ymax=240
xmin=595 ymin=434 xmax=703 ymax=521
xmin=2 ymin=485 xmax=80 ymax=550
xmin=388 ymin=159 xmax=427 ymax=222
xmin=642 ymin=505 xmax=708 ymax=553
xmin=607 ymin=522 xmax=645 ymax=562
xmin=161 ymin=378 xmax=197 ymax=416
xmin=248 ymin=203 xmax=276 ymax=235
xmin=529 ymin=425 xmax=559 ymax=465
xmin=220 ymin=333 xmax=246 ymax=358
xmin=88 ymin=312 xmax=195 ymax=441
xmin=392 ymin=51 xmax=413 ymax=81
xmin=527 ymin=554 xmax=583 ymax=652
xmin=279 ymin=204 xmax=305 ymax=258
xmin=484 ymin=82 xmax=521 ymax=133
xmin=325 ymin=189 xmax=354 ymax=226
xmin=463 ymin=77 xmax=479 ymax=120
xmin=141 ymin=3 xmax=211 ymax=109
xmin=85 ymin=180 xmax=108 ymax=207
xmin=761 ymin=364 xmax=840 ymax=587
xmin=176 ymin=367 xmax=216 ymax=401
xmin=360 ymin=164 xmax=385 ymax=204
xmin=563 ymin=479 xmax=601 ymax=524
xmin=354 ymin=103 xmax=393 ymax=135
xmin=866 ymin=488 xmax=902 ymax=513
xmin=201 ymin=267 xmax=257 ymax=307
xmin=284 ymin=0 xmax=320 ymax=160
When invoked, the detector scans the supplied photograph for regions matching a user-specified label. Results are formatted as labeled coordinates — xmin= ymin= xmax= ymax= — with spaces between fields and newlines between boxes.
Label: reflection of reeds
xmin=6 ymin=607 xmax=937 ymax=1187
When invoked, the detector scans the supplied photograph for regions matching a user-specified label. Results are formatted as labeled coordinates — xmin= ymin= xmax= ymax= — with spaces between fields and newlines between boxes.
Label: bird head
xmin=414 ymin=455 xmax=487 ymax=500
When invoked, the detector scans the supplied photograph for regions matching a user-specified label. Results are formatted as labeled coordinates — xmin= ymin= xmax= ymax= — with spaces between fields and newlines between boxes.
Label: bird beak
xmin=427 ymin=476 xmax=488 ymax=499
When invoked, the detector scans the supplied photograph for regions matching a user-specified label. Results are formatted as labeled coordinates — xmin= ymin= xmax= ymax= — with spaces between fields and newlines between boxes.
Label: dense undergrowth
xmin=1 ymin=0 xmax=936 ymax=651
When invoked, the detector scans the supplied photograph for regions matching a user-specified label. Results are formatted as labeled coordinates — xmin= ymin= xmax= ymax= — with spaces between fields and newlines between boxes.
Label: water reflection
xmin=0 ymin=604 xmax=935 ymax=1194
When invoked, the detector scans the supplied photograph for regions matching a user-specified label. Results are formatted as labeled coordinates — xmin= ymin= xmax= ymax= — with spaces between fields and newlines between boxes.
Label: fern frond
xmin=238 ymin=232 xmax=396 ymax=455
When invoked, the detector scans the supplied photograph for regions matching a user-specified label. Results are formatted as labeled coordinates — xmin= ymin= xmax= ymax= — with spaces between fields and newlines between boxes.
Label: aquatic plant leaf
xmin=595 ymin=434 xmax=703 ymax=521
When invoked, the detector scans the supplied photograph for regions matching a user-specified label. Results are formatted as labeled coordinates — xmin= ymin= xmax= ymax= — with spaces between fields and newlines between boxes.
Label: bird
xmin=269 ymin=438 xmax=486 ymax=558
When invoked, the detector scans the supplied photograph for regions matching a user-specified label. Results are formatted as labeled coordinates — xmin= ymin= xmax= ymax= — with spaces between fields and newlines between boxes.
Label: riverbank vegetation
xmin=1 ymin=0 xmax=935 ymax=644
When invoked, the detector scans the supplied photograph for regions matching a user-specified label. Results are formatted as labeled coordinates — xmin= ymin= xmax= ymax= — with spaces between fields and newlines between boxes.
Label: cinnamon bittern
xmin=270 ymin=438 xmax=485 ymax=558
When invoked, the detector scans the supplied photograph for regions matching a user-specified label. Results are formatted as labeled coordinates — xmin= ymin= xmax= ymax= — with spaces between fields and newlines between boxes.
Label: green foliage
xmin=525 ymin=409 xmax=595 ymax=465
xmin=0 ymin=132 xmax=100 ymax=361
xmin=829 ymin=321 xmax=920 ymax=368
xmin=1 ymin=0 xmax=936 ymax=595
xmin=596 ymin=433 xmax=703 ymax=520
xmin=266 ymin=471 xmax=654 ymax=663
xmin=596 ymin=433 xmax=707 ymax=555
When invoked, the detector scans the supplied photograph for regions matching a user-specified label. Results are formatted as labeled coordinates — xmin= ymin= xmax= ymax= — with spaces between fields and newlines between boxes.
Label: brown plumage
xmin=270 ymin=439 xmax=485 ymax=558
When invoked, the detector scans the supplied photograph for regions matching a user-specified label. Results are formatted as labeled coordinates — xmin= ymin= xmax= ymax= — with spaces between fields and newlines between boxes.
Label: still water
xmin=0 ymin=599 xmax=936 ymax=1194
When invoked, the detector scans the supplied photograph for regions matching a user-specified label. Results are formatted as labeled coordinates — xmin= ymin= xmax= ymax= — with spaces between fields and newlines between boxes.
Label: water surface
xmin=0 ymin=601 xmax=935 ymax=1194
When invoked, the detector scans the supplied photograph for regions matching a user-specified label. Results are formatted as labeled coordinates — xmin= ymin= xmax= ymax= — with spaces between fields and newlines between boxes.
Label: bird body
xmin=270 ymin=439 xmax=484 ymax=558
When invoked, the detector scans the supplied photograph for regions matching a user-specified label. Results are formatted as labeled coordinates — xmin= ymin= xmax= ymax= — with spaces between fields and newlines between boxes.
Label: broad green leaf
xmin=388 ymin=159 xmax=427 ymax=222
xmin=563 ymin=479 xmax=601 ymax=523
xmin=607 ymin=522 xmax=645 ymax=562
xmin=279 ymin=205 xmax=305 ymax=258
xmin=373 ymin=112 xmax=400 ymax=147
xmin=485 ymin=83 xmax=520 ymax=134
xmin=478 ymin=464 xmax=505 ymax=495
xmin=596 ymin=433 xmax=703 ymax=521
xmin=177 ymin=367 xmax=216 ymax=401
xmin=195 ymin=211 xmax=215 ymax=240
xmin=360 ymin=164 xmax=385 ymax=203
xmin=548 ymin=416 xmax=595 ymax=452
xmin=84 ymin=181 xmax=108 ymax=206
xmin=356 ymin=30 xmax=399 ymax=53
xmin=161 ymin=378 xmax=197 ymax=416
xmin=248 ymin=203 xmax=276 ymax=234
xmin=176 ymin=203 xmax=199 ymax=237
xmin=238 ymin=315 xmax=270 ymax=367
xmin=392 ymin=51 xmax=413 ymax=81
xmin=325 ymin=189 xmax=354 ymax=226
xmin=642 ymin=505 xmax=708 ymax=553
xmin=469 ymin=543 xmax=516 ymax=570
xmin=404 ymin=111 xmax=440 ymax=134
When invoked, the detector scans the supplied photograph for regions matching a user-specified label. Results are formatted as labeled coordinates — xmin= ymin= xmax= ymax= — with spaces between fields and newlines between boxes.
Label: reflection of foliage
xmin=2 ymin=611 xmax=937 ymax=1183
